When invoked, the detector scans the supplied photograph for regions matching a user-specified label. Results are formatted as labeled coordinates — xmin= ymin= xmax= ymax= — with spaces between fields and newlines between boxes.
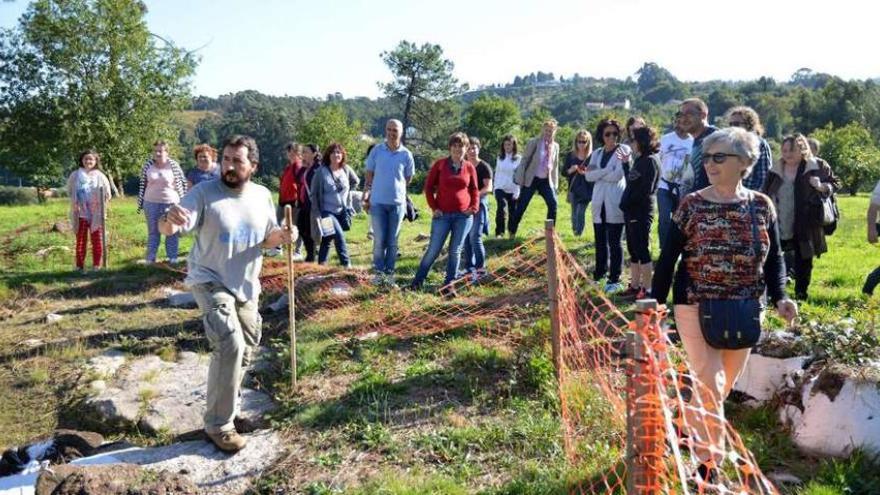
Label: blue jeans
xmin=318 ymin=211 xmax=350 ymax=266
xmin=371 ymin=203 xmax=406 ymax=274
xmin=143 ymin=200 xmax=179 ymax=262
xmin=657 ymin=188 xmax=678 ymax=250
xmin=412 ymin=212 xmax=473 ymax=287
xmin=571 ymin=200 xmax=589 ymax=236
xmin=462 ymin=198 xmax=489 ymax=272
xmin=509 ymin=177 xmax=557 ymax=235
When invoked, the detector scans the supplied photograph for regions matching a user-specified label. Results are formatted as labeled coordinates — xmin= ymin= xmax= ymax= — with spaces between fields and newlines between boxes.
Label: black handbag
xmin=697 ymin=195 xmax=764 ymax=350
xmin=338 ymin=208 xmax=354 ymax=231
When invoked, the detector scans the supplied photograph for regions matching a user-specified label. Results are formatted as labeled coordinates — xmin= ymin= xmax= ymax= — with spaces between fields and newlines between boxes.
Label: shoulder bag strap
xmin=748 ymin=192 xmax=760 ymax=256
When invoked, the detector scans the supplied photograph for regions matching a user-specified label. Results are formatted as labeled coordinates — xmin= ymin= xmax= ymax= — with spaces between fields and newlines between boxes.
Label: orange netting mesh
xmin=256 ymin=227 xmax=778 ymax=494
xmin=548 ymin=226 xmax=778 ymax=495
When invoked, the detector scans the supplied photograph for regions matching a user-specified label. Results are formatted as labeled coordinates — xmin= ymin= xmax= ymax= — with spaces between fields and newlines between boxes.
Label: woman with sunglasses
xmin=310 ymin=142 xmax=359 ymax=267
xmin=585 ymin=119 xmax=630 ymax=294
xmin=565 ymin=130 xmax=593 ymax=236
xmin=762 ymin=133 xmax=840 ymax=300
xmin=652 ymin=127 xmax=797 ymax=483
xmin=409 ymin=132 xmax=479 ymax=294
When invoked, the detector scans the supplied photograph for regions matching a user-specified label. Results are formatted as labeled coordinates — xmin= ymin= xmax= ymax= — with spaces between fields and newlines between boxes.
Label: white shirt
xmin=658 ymin=132 xmax=694 ymax=190
xmin=494 ymin=154 xmax=521 ymax=196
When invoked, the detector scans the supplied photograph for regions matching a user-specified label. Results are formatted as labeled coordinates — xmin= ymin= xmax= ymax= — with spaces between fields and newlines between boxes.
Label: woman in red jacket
xmin=409 ymin=132 xmax=478 ymax=293
xmin=274 ymin=142 xmax=302 ymax=258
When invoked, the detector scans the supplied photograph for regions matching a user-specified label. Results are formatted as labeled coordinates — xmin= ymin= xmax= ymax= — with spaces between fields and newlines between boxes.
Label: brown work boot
xmin=206 ymin=429 xmax=248 ymax=452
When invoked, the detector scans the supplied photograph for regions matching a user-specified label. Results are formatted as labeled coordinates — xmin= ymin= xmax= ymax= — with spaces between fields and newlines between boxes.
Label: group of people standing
xmin=56 ymin=93 xmax=880 ymax=471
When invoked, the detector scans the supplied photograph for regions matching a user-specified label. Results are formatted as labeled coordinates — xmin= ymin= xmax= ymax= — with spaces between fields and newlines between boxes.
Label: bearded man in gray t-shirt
xmin=160 ymin=135 xmax=294 ymax=452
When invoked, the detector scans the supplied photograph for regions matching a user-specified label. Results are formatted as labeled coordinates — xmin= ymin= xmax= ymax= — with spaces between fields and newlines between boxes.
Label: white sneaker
xmin=291 ymin=252 xmax=304 ymax=261
xmin=264 ymin=247 xmax=282 ymax=257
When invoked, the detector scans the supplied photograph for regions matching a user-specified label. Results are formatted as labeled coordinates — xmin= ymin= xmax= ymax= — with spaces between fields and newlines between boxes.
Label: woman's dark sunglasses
xmin=576 ymin=140 xmax=588 ymax=144
xmin=700 ymin=152 xmax=741 ymax=164
xmin=603 ymin=132 xmax=619 ymax=138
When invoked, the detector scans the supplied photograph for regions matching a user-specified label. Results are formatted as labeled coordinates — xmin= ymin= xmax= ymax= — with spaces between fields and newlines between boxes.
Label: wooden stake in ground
xmin=99 ymin=185 xmax=108 ymax=269
xmin=284 ymin=205 xmax=298 ymax=388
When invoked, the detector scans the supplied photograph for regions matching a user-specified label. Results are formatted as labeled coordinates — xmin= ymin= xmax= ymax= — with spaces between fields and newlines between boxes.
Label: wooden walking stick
xmin=100 ymin=185 xmax=108 ymax=269
xmin=284 ymin=205 xmax=298 ymax=388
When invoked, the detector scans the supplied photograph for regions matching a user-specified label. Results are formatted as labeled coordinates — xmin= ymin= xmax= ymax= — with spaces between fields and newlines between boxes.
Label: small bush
xmin=0 ymin=186 xmax=38 ymax=206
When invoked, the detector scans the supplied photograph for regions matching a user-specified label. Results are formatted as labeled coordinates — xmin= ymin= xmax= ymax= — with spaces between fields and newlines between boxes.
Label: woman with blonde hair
xmin=762 ymin=133 xmax=840 ymax=299
xmin=565 ymin=129 xmax=593 ymax=236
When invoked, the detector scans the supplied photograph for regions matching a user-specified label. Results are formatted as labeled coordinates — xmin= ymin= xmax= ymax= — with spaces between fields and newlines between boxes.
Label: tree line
xmin=1 ymin=1 xmax=879 ymax=196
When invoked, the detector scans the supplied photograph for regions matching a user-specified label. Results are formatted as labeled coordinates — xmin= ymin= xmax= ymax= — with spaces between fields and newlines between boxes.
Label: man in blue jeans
xmin=508 ymin=119 xmax=560 ymax=238
xmin=364 ymin=119 xmax=414 ymax=287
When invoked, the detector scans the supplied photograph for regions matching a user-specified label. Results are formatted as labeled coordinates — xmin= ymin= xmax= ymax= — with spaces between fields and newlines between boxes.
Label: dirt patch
xmin=811 ymin=367 xmax=848 ymax=401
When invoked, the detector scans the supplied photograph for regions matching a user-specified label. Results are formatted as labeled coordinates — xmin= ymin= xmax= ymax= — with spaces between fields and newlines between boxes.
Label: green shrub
xmin=0 ymin=186 xmax=38 ymax=206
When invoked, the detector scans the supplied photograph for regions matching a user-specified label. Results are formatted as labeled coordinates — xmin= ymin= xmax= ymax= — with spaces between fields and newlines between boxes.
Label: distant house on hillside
xmin=611 ymin=99 xmax=631 ymax=110
xmin=585 ymin=98 xmax=631 ymax=111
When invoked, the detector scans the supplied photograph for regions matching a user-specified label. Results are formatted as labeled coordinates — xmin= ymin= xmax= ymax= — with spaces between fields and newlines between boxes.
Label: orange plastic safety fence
xmin=252 ymin=228 xmax=780 ymax=494
xmin=548 ymin=228 xmax=778 ymax=495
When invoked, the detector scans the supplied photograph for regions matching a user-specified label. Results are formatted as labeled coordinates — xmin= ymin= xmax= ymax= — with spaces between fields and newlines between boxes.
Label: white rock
xmin=86 ymin=349 xmax=127 ymax=378
xmin=20 ymin=338 xmax=44 ymax=348
xmin=90 ymin=380 xmax=107 ymax=392
xmin=45 ymin=313 xmax=63 ymax=323
xmin=87 ymin=352 xmax=276 ymax=436
xmin=790 ymin=374 xmax=880 ymax=457
xmin=0 ymin=430 xmax=283 ymax=495
xmin=329 ymin=283 xmax=351 ymax=297
xmin=779 ymin=405 xmax=803 ymax=428
xmin=768 ymin=471 xmax=803 ymax=485
xmin=733 ymin=354 xmax=808 ymax=402
xmin=165 ymin=288 xmax=197 ymax=308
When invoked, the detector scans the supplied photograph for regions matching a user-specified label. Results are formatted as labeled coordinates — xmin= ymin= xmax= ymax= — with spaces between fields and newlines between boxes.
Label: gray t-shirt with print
xmin=178 ymin=180 xmax=278 ymax=302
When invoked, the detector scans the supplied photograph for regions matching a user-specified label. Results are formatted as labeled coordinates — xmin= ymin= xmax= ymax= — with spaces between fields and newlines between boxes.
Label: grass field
xmin=0 ymin=190 xmax=877 ymax=494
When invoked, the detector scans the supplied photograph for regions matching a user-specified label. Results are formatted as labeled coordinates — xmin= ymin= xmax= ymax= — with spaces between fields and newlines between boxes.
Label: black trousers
xmin=494 ymin=189 xmax=517 ymax=236
xmin=782 ymin=239 xmax=813 ymax=299
xmin=594 ymin=222 xmax=624 ymax=283
xmin=296 ymin=206 xmax=316 ymax=262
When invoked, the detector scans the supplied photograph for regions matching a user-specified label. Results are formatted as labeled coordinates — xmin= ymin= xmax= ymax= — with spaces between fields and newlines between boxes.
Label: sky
xmin=1 ymin=0 xmax=878 ymax=99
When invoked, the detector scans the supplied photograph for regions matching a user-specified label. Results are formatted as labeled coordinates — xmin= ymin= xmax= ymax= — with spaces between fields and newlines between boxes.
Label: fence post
xmin=544 ymin=219 xmax=562 ymax=381
xmin=626 ymin=298 xmax=665 ymax=495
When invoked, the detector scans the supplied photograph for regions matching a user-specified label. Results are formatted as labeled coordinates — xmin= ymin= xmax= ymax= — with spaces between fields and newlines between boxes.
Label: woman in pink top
xmin=137 ymin=140 xmax=186 ymax=264
xmin=67 ymin=150 xmax=111 ymax=271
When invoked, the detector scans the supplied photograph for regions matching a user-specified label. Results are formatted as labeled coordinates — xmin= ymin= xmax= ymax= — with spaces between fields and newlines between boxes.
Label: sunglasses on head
xmin=701 ymin=152 xmax=741 ymax=164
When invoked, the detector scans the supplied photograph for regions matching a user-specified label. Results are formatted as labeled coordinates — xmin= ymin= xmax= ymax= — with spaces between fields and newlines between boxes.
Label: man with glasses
xmin=677 ymin=98 xmax=717 ymax=194
xmin=658 ymin=116 xmax=693 ymax=248
xmin=724 ymin=106 xmax=772 ymax=190
xmin=364 ymin=119 xmax=415 ymax=287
